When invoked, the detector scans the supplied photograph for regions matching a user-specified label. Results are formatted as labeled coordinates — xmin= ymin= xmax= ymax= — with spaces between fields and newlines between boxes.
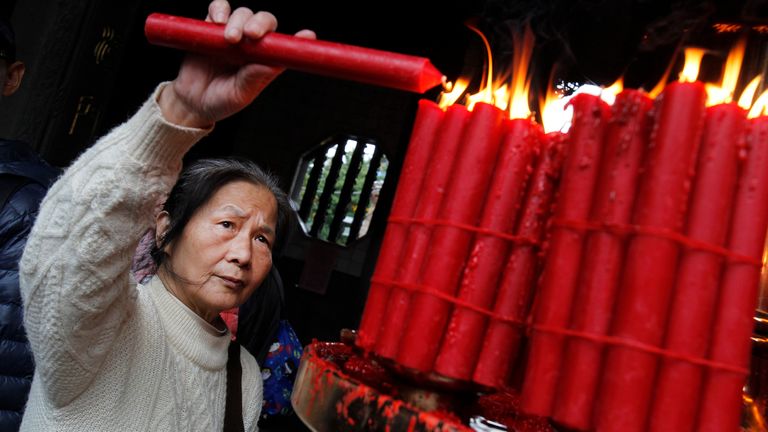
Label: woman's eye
xmin=256 ymin=235 xmax=270 ymax=245
xmin=220 ymin=221 xmax=233 ymax=229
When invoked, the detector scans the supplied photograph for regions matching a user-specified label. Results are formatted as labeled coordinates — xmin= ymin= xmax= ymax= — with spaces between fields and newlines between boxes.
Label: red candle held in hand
xmin=433 ymin=118 xmax=541 ymax=382
xmin=648 ymin=103 xmax=745 ymax=432
xmin=357 ymin=100 xmax=444 ymax=350
xmin=397 ymin=103 xmax=506 ymax=373
xmin=374 ymin=105 xmax=470 ymax=360
xmin=696 ymin=116 xmax=768 ymax=432
xmin=521 ymin=94 xmax=610 ymax=416
xmin=596 ymin=81 xmax=707 ymax=432
xmin=472 ymin=131 xmax=567 ymax=389
xmin=145 ymin=13 xmax=445 ymax=93
xmin=553 ymin=89 xmax=652 ymax=431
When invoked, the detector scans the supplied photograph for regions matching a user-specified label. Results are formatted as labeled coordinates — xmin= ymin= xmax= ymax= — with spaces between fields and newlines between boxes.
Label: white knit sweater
xmin=18 ymin=83 xmax=263 ymax=431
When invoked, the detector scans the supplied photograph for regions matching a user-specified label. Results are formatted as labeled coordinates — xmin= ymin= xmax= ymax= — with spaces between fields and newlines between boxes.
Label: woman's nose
xmin=226 ymin=232 xmax=252 ymax=267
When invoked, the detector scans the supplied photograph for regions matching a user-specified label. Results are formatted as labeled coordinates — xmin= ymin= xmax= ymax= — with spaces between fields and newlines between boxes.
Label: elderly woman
xmin=17 ymin=1 xmax=314 ymax=430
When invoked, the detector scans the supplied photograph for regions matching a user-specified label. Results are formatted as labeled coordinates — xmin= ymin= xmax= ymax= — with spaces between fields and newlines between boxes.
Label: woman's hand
xmin=159 ymin=0 xmax=316 ymax=128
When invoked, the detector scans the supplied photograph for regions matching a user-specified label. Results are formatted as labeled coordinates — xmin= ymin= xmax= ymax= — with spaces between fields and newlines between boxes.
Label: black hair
xmin=150 ymin=157 xmax=292 ymax=266
xmin=0 ymin=16 xmax=15 ymax=62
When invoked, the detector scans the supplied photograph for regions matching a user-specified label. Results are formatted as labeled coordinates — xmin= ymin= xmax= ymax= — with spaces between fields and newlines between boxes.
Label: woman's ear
xmin=3 ymin=61 xmax=25 ymax=97
xmin=155 ymin=211 xmax=170 ymax=248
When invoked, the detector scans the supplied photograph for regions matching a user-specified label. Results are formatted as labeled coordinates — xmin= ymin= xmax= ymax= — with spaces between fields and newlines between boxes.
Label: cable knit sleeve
xmin=18 ymin=83 xmax=212 ymax=407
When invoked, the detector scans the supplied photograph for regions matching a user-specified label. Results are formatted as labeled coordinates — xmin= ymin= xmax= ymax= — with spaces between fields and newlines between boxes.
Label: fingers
xmin=206 ymin=0 xmax=231 ymax=23
xmin=225 ymin=9 xmax=277 ymax=42
xmin=294 ymin=29 xmax=317 ymax=40
xmin=244 ymin=11 xmax=278 ymax=38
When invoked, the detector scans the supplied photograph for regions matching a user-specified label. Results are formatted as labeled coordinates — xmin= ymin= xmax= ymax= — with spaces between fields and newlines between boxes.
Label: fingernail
xmin=215 ymin=11 xmax=226 ymax=22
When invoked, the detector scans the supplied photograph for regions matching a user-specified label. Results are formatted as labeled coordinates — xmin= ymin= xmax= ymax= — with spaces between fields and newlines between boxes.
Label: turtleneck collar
xmin=143 ymin=276 xmax=231 ymax=370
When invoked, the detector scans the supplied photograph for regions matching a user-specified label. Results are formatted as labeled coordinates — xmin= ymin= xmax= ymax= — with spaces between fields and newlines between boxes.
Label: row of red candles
xmin=356 ymin=80 xmax=768 ymax=431
xmin=357 ymin=99 xmax=563 ymax=385
xmin=523 ymin=82 xmax=768 ymax=432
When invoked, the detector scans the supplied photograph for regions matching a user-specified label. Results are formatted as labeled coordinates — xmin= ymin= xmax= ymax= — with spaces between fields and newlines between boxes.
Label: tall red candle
xmin=595 ymin=81 xmax=707 ymax=432
xmin=552 ymin=89 xmax=652 ymax=430
xmin=374 ymin=105 xmax=470 ymax=360
xmin=433 ymin=118 xmax=541 ymax=381
xmin=520 ymin=94 xmax=610 ymax=416
xmin=144 ymin=13 xmax=445 ymax=93
xmin=648 ymin=103 xmax=745 ymax=432
xmin=696 ymin=116 xmax=768 ymax=432
xmin=472 ymin=131 xmax=567 ymax=389
xmin=396 ymin=102 xmax=506 ymax=372
xmin=357 ymin=100 xmax=444 ymax=350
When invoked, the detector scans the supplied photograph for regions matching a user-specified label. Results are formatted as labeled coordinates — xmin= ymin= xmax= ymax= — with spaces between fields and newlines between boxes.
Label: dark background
xmin=1 ymin=0 xmax=767 ymax=395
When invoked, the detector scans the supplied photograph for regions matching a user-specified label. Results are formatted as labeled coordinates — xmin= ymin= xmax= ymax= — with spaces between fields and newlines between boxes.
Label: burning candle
xmin=396 ymin=102 xmax=506 ymax=372
xmin=144 ymin=13 xmax=445 ymax=93
xmin=696 ymin=115 xmax=768 ymax=432
xmin=520 ymin=94 xmax=610 ymax=416
xmin=595 ymin=81 xmax=707 ymax=432
xmin=357 ymin=100 xmax=444 ymax=350
xmin=472 ymin=131 xmax=567 ymax=389
xmin=552 ymin=89 xmax=652 ymax=430
xmin=433 ymin=118 xmax=542 ymax=382
xmin=648 ymin=102 xmax=745 ymax=432
xmin=374 ymin=105 xmax=470 ymax=360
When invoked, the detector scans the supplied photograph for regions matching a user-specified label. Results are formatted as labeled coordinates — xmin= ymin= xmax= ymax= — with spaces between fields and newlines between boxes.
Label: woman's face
xmin=157 ymin=180 xmax=278 ymax=323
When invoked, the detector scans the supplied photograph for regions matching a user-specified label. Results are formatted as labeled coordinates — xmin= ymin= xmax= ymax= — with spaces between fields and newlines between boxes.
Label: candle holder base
xmin=291 ymin=339 xmax=554 ymax=432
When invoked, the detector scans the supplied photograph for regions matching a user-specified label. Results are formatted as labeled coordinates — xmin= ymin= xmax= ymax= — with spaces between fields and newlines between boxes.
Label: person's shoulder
xmin=5 ymin=181 xmax=48 ymax=215
xmin=0 ymin=139 xmax=61 ymax=186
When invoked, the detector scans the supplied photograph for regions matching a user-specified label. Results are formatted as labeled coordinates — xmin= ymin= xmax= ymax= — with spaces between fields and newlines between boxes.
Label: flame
xmin=648 ymin=45 xmax=681 ymax=98
xmin=438 ymin=78 xmax=470 ymax=109
xmin=506 ymin=26 xmax=535 ymax=119
xmin=466 ymin=88 xmax=488 ymax=111
xmin=494 ymin=84 xmax=510 ymax=111
xmin=600 ymin=78 xmax=624 ymax=105
xmin=749 ymin=89 xmax=768 ymax=118
xmin=721 ymin=37 xmax=747 ymax=97
xmin=540 ymin=82 xmax=572 ymax=133
xmin=738 ymin=75 xmax=763 ymax=110
xmin=433 ymin=21 xmax=536 ymax=120
xmin=466 ymin=22 xmax=494 ymax=109
xmin=706 ymin=36 xmax=747 ymax=105
xmin=679 ymin=47 xmax=706 ymax=83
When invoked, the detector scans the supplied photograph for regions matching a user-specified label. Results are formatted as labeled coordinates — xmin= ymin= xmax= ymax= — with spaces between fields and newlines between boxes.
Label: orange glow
xmin=436 ymin=23 xmax=537 ymax=116
xmin=600 ymin=78 xmax=624 ymax=105
xmin=713 ymin=23 xmax=742 ymax=33
xmin=436 ymin=23 xmax=768 ymax=121
xmin=438 ymin=78 xmax=470 ymax=109
xmin=466 ymin=22 xmax=494 ymax=109
xmin=466 ymin=88 xmax=488 ymax=111
xmin=540 ymin=81 xmax=572 ymax=134
xmin=506 ymin=26 xmax=535 ymax=119
xmin=748 ymin=89 xmax=768 ymax=118
xmin=494 ymin=84 xmax=510 ymax=111
xmin=648 ymin=47 xmax=679 ymax=98
xmin=679 ymin=47 xmax=706 ymax=83
xmin=706 ymin=36 xmax=747 ymax=105
xmin=738 ymin=75 xmax=762 ymax=110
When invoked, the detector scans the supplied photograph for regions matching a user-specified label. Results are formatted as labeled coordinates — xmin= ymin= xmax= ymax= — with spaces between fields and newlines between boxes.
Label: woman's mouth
xmin=216 ymin=275 xmax=244 ymax=289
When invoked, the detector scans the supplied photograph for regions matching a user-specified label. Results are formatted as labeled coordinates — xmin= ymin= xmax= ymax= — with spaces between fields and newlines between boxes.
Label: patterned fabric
xmin=260 ymin=320 xmax=302 ymax=418
xmin=131 ymin=229 xmax=157 ymax=285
